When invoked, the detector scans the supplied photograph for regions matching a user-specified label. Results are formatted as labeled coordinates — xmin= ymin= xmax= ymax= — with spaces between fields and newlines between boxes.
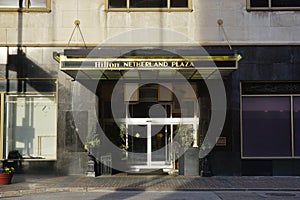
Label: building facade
xmin=0 ymin=0 xmax=300 ymax=175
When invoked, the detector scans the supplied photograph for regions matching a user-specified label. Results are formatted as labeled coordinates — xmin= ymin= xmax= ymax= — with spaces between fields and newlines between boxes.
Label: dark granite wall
xmin=209 ymin=46 xmax=300 ymax=176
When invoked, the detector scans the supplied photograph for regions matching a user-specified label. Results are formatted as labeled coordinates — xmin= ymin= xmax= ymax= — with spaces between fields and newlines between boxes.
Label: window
xmin=4 ymin=95 xmax=57 ymax=159
xmin=106 ymin=0 xmax=192 ymax=12
xmin=241 ymin=82 xmax=300 ymax=158
xmin=0 ymin=0 xmax=51 ymax=12
xmin=242 ymin=97 xmax=292 ymax=157
xmin=247 ymin=0 xmax=300 ymax=11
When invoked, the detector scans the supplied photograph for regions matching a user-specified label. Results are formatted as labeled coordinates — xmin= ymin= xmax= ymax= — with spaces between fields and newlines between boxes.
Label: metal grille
xmin=100 ymin=154 xmax=112 ymax=176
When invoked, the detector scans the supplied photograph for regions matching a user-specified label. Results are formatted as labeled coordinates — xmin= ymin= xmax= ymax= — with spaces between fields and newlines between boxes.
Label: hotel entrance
xmin=55 ymin=47 xmax=242 ymax=174
xmin=119 ymin=84 xmax=199 ymax=171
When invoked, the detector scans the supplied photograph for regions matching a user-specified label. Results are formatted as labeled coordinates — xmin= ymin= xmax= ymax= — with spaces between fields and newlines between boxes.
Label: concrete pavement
xmin=1 ymin=174 xmax=300 ymax=198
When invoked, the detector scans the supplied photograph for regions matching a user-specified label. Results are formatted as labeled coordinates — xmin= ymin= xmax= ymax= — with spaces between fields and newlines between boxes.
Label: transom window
xmin=0 ymin=0 xmax=51 ymax=12
xmin=247 ymin=0 xmax=300 ymax=11
xmin=106 ymin=0 xmax=192 ymax=12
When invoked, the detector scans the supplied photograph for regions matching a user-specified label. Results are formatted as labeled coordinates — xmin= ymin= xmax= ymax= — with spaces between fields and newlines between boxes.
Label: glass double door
xmin=127 ymin=122 xmax=172 ymax=168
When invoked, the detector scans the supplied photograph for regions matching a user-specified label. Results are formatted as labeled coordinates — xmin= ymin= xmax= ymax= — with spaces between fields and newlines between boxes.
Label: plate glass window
xmin=130 ymin=0 xmax=167 ymax=8
xmin=249 ymin=0 xmax=300 ymax=10
xmin=0 ymin=0 xmax=22 ymax=8
xmin=108 ymin=0 xmax=189 ymax=9
xmin=28 ymin=0 xmax=47 ymax=8
xmin=109 ymin=0 xmax=126 ymax=8
xmin=0 ymin=0 xmax=49 ymax=11
xmin=242 ymin=96 xmax=292 ymax=157
xmin=4 ymin=95 xmax=57 ymax=159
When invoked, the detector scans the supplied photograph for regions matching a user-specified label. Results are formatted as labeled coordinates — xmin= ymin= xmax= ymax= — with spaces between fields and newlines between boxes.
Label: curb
xmin=2 ymin=187 xmax=300 ymax=198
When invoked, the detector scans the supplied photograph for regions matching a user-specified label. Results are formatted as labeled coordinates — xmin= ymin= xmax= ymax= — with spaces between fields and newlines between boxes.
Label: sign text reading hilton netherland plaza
xmin=94 ymin=60 xmax=195 ymax=68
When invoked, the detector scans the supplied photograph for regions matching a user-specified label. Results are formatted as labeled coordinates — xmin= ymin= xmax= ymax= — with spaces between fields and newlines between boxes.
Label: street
xmin=2 ymin=191 xmax=300 ymax=200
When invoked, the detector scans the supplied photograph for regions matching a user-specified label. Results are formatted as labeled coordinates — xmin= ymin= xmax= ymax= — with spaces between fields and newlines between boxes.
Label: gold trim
xmin=60 ymin=56 xmax=241 ymax=61
xmin=246 ymin=0 xmax=251 ymax=11
xmin=61 ymin=67 xmax=237 ymax=71
xmin=188 ymin=0 xmax=192 ymax=10
xmin=167 ymin=0 xmax=170 ymax=9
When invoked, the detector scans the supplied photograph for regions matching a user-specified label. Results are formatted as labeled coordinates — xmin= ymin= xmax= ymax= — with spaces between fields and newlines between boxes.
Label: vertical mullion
xmin=240 ymin=82 xmax=244 ymax=158
xmin=291 ymin=96 xmax=295 ymax=157
xmin=105 ymin=0 xmax=108 ymax=10
xmin=127 ymin=0 xmax=130 ymax=9
xmin=147 ymin=123 xmax=151 ymax=167
xmin=167 ymin=0 xmax=170 ymax=9
xmin=46 ymin=0 xmax=51 ymax=9
xmin=55 ymin=79 xmax=58 ymax=159
xmin=188 ymin=0 xmax=192 ymax=9
xmin=269 ymin=0 xmax=272 ymax=8
xmin=25 ymin=0 xmax=29 ymax=8
xmin=0 ymin=93 xmax=4 ymax=159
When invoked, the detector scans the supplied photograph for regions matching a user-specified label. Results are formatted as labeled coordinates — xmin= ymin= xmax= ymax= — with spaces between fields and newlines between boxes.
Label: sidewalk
xmin=1 ymin=174 xmax=300 ymax=198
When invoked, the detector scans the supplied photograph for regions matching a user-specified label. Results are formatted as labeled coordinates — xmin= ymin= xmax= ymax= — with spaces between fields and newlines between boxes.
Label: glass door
xmin=151 ymin=124 xmax=171 ymax=166
xmin=127 ymin=122 xmax=173 ymax=169
xmin=128 ymin=124 xmax=148 ymax=166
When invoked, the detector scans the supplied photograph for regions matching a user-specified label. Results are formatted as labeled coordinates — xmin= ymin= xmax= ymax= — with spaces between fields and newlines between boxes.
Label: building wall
xmin=0 ymin=0 xmax=300 ymax=45
xmin=1 ymin=1 xmax=300 ymax=175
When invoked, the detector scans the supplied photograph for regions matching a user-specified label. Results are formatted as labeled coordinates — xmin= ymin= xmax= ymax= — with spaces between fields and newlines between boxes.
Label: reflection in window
xmin=242 ymin=97 xmax=291 ymax=157
xmin=4 ymin=95 xmax=57 ymax=159
xmin=28 ymin=0 xmax=47 ymax=8
xmin=0 ymin=0 xmax=22 ymax=8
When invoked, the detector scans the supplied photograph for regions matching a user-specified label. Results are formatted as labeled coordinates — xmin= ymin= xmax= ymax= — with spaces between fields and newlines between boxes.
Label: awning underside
xmin=62 ymin=68 xmax=234 ymax=80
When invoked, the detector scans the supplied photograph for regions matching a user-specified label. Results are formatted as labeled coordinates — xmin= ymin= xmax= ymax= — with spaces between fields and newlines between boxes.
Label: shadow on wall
xmin=4 ymin=48 xmax=89 ymax=175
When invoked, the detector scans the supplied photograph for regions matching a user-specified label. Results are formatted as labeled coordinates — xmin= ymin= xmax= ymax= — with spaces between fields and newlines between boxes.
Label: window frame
xmin=240 ymin=82 xmax=300 ymax=159
xmin=0 ymin=0 xmax=51 ymax=12
xmin=105 ymin=0 xmax=193 ymax=12
xmin=247 ymin=0 xmax=300 ymax=11
xmin=0 ymin=78 xmax=58 ymax=161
